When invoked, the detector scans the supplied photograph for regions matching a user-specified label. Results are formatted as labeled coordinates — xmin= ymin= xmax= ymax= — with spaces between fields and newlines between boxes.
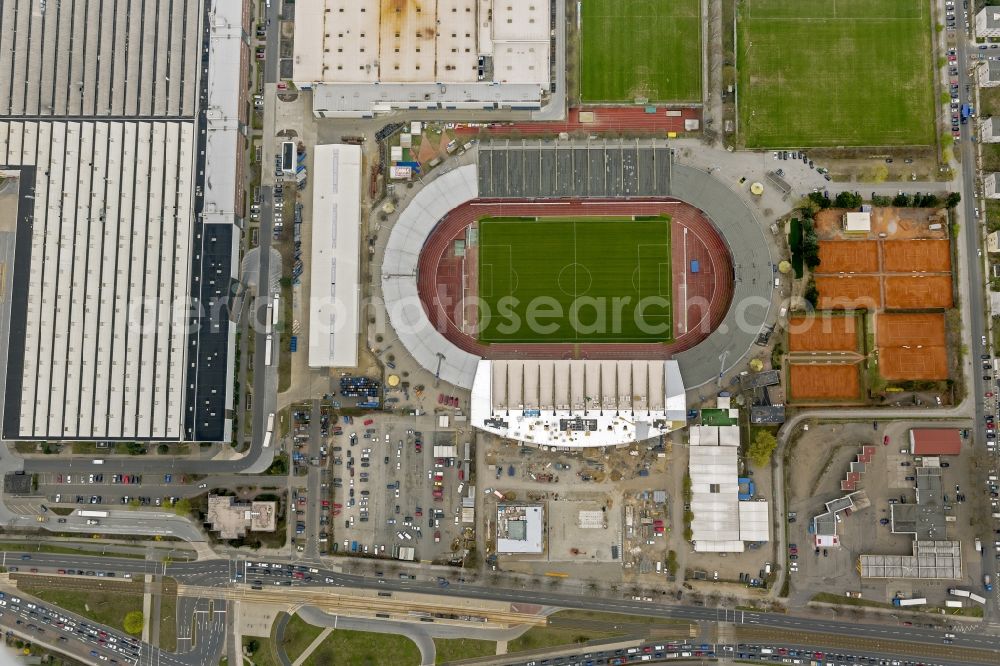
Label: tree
xmin=946 ymin=192 xmax=961 ymax=209
xmin=123 ymin=611 xmax=144 ymax=636
xmin=807 ymin=191 xmax=831 ymax=209
xmin=246 ymin=639 xmax=260 ymax=655
xmin=801 ymin=220 xmax=821 ymax=269
xmin=893 ymin=192 xmax=911 ymax=207
xmin=173 ymin=498 xmax=192 ymax=516
xmin=748 ymin=430 xmax=778 ymax=467
xmin=834 ymin=191 xmax=862 ymax=209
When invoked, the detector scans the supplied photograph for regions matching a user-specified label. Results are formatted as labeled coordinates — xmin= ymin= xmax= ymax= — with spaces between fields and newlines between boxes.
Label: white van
xmin=778 ymin=305 xmax=788 ymax=318
xmin=93 ymin=459 xmax=104 ymax=465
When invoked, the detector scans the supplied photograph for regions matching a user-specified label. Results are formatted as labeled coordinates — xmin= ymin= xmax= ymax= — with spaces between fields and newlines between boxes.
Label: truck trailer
xmin=892 ymin=597 xmax=927 ymax=607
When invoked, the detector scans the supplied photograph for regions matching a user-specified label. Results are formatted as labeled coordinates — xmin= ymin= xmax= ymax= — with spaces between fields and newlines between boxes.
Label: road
xmin=4 ymin=551 xmax=999 ymax=664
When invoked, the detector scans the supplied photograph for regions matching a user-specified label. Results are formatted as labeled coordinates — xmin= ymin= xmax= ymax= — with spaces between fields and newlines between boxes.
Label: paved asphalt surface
xmin=3 ymin=551 xmax=1000 ymax=666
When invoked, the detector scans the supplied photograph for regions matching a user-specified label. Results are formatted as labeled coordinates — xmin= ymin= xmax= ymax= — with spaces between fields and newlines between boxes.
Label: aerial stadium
xmin=380 ymin=139 xmax=773 ymax=447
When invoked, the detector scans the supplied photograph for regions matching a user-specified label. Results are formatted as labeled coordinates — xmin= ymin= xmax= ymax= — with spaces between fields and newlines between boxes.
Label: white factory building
xmin=308 ymin=144 xmax=362 ymax=369
xmin=688 ymin=424 xmax=770 ymax=552
xmin=470 ymin=359 xmax=686 ymax=447
xmin=293 ymin=0 xmax=552 ymax=117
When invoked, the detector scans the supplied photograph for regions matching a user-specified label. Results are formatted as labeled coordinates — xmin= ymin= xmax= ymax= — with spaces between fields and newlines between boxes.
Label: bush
xmin=804 ymin=278 xmax=819 ymax=308
xmin=123 ymin=611 xmax=144 ymax=636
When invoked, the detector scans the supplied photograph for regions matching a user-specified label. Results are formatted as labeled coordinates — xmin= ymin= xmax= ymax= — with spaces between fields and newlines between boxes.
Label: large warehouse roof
xmin=0 ymin=0 xmax=241 ymax=442
xmin=470 ymin=359 xmax=686 ymax=447
xmin=294 ymin=0 xmax=550 ymax=116
xmin=309 ymin=145 xmax=362 ymax=369
xmin=1 ymin=121 xmax=194 ymax=439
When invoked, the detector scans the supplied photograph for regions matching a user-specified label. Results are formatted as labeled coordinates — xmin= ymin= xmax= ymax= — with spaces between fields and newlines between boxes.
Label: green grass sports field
xmin=580 ymin=0 xmax=701 ymax=103
xmin=737 ymin=0 xmax=933 ymax=147
xmin=477 ymin=217 xmax=673 ymax=344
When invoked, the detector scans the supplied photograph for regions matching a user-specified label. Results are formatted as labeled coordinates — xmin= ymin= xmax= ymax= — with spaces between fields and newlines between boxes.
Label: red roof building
xmin=908 ymin=429 xmax=961 ymax=456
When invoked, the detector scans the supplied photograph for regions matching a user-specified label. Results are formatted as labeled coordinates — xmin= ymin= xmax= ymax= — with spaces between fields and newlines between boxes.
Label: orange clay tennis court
xmin=787 ymin=315 xmax=858 ymax=352
xmin=815 ymin=241 xmax=879 ymax=274
xmin=884 ymin=276 xmax=953 ymax=309
xmin=789 ymin=364 xmax=861 ymax=400
xmin=815 ymin=276 xmax=881 ymax=310
xmin=882 ymin=239 xmax=951 ymax=273
xmin=881 ymin=347 xmax=948 ymax=381
xmin=877 ymin=312 xmax=946 ymax=347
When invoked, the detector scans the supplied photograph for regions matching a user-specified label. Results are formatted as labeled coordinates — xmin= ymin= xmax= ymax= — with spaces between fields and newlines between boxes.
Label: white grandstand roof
xmin=381 ymin=165 xmax=481 ymax=388
xmin=470 ymin=359 xmax=686 ymax=447
xmin=309 ymin=145 xmax=362 ymax=368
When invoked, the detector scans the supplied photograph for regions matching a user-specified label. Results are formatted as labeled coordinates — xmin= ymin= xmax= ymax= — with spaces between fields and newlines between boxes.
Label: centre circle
xmin=557 ymin=263 xmax=593 ymax=297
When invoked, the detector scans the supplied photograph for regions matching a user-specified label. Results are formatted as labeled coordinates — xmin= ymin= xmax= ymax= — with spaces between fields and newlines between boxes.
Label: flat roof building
xmin=294 ymin=1 xmax=552 ymax=117
xmin=497 ymin=504 xmax=544 ymax=554
xmin=909 ymin=428 xmax=961 ymax=456
xmin=308 ymin=145 xmax=362 ymax=369
xmin=206 ymin=496 xmax=277 ymax=540
xmin=843 ymin=212 xmax=872 ymax=232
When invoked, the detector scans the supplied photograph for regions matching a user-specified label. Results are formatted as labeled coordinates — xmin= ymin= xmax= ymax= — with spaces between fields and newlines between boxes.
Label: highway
xmin=3 ymin=551 xmax=1000 ymax=665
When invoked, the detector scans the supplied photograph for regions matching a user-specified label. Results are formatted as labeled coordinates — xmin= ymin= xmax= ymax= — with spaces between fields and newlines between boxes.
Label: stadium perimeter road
xmin=669 ymin=163 xmax=772 ymax=388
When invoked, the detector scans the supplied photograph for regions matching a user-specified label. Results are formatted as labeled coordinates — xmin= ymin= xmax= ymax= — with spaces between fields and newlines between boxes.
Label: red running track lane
xmin=453 ymin=106 xmax=701 ymax=137
xmin=415 ymin=199 xmax=734 ymax=361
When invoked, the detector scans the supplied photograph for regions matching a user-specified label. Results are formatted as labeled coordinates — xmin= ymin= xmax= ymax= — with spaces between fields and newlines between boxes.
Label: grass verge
xmin=433 ymin=638 xmax=497 ymax=664
xmin=15 ymin=576 xmax=144 ymax=632
xmin=303 ymin=629 xmax=420 ymax=666
xmin=280 ymin=613 xmax=324 ymax=663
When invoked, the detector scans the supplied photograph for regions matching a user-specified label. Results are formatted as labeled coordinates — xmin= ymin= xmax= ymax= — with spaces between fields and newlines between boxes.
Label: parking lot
xmin=329 ymin=414 xmax=468 ymax=562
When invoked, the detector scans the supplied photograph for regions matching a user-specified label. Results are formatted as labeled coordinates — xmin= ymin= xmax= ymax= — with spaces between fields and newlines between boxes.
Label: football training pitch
xmin=580 ymin=0 xmax=701 ymax=103
xmin=737 ymin=0 xmax=933 ymax=147
xmin=477 ymin=217 xmax=673 ymax=344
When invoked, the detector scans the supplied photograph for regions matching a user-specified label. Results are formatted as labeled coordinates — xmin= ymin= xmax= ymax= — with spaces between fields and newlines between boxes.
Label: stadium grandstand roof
xmin=470 ymin=359 xmax=686 ymax=447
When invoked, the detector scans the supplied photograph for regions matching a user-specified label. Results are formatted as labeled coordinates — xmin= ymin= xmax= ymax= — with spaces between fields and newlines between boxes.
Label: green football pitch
xmin=738 ymin=0 xmax=933 ymax=147
xmin=580 ymin=0 xmax=701 ymax=103
xmin=477 ymin=217 xmax=673 ymax=344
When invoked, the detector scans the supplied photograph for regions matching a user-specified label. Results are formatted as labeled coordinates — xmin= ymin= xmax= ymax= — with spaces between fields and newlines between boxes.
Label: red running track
xmin=453 ymin=106 xmax=701 ymax=136
xmin=416 ymin=199 xmax=734 ymax=360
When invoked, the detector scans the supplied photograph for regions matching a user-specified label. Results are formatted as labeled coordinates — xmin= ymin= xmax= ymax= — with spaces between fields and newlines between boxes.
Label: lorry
xmin=949 ymin=588 xmax=971 ymax=598
xmin=78 ymin=510 xmax=109 ymax=518
xmin=975 ymin=537 xmax=982 ymax=553
xmin=892 ymin=597 xmax=927 ymax=607
xmin=985 ymin=575 xmax=993 ymax=592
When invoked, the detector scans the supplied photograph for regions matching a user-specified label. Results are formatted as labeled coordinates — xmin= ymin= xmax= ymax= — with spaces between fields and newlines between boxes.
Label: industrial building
xmin=293 ymin=0 xmax=553 ymax=117
xmin=0 ymin=0 xmax=248 ymax=441
xmin=688 ymin=422 xmax=771 ymax=552
xmin=470 ymin=359 xmax=687 ymax=447
xmin=859 ymin=541 xmax=962 ymax=579
xmin=308 ymin=144 xmax=362 ymax=369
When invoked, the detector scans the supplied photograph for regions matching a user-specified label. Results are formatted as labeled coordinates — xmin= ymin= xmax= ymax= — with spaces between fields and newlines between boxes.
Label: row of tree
xmin=806 ymin=190 xmax=961 ymax=211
